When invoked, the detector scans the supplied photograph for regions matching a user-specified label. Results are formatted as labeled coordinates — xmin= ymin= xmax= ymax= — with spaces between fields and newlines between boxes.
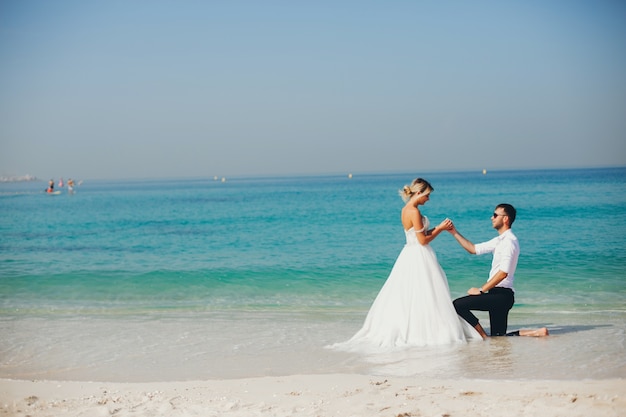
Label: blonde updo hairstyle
xmin=399 ymin=178 xmax=434 ymax=202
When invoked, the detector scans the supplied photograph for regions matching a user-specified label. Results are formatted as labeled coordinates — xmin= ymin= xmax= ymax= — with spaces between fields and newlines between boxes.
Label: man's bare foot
xmin=519 ymin=327 xmax=549 ymax=337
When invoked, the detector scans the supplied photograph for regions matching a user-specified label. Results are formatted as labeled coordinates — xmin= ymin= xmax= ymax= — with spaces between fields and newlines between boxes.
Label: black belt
xmin=488 ymin=287 xmax=514 ymax=293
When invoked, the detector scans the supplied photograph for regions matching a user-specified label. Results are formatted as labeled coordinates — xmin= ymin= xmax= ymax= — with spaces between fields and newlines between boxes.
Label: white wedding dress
xmin=333 ymin=217 xmax=482 ymax=352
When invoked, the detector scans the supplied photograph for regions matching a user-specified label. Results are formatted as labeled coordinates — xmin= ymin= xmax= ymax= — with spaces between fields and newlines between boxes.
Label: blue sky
xmin=1 ymin=1 xmax=625 ymax=180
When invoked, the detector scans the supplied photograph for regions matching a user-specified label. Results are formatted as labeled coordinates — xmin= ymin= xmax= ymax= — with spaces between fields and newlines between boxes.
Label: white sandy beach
xmin=1 ymin=375 xmax=624 ymax=417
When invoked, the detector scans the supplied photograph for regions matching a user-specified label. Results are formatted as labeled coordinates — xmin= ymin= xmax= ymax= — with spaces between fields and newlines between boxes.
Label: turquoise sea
xmin=1 ymin=168 xmax=625 ymax=382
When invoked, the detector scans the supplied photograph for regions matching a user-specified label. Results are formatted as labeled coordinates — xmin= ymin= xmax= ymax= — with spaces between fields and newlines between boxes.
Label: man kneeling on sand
xmin=448 ymin=204 xmax=548 ymax=338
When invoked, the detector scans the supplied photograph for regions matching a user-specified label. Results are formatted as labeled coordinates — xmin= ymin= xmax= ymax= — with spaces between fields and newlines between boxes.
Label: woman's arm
xmin=417 ymin=218 xmax=452 ymax=245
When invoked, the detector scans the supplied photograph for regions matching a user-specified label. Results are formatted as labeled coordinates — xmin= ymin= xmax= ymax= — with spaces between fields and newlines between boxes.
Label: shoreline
xmin=2 ymin=316 xmax=625 ymax=382
xmin=2 ymin=374 xmax=624 ymax=417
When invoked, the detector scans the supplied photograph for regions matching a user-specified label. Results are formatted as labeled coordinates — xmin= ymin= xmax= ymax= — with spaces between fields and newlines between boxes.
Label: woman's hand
xmin=438 ymin=218 xmax=453 ymax=231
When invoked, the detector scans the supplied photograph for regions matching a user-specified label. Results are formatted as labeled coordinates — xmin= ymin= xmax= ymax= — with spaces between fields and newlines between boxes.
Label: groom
xmin=448 ymin=204 xmax=520 ymax=338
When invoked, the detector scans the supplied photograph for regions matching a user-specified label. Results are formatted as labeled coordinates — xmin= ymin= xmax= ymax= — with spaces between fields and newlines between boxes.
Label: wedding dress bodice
xmin=405 ymin=216 xmax=429 ymax=245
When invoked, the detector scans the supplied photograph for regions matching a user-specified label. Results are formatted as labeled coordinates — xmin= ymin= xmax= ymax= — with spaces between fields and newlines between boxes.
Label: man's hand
xmin=467 ymin=287 xmax=482 ymax=295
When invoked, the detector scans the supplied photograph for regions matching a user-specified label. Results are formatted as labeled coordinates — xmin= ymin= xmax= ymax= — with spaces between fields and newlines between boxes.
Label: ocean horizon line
xmin=8 ymin=164 xmax=623 ymax=184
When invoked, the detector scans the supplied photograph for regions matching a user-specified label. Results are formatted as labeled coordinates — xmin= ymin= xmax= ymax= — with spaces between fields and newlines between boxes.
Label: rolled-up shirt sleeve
xmin=475 ymin=231 xmax=519 ymax=290
xmin=474 ymin=236 xmax=498 ymax=256
xmin=497 ymin=239 xmax=517 ymax=274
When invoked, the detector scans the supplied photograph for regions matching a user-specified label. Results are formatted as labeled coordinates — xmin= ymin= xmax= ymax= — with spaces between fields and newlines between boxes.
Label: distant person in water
xmin=46 ymin=179 xmax=55 ymax=193
xmin=448 ymin=204 xmax=548 ymax=338
xmin=67 ymin=178 xmax=75 ymax=194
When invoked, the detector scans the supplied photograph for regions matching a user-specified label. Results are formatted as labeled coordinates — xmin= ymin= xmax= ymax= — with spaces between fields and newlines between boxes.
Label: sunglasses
xmin=492 ymin=212 xmax=508 ymax=218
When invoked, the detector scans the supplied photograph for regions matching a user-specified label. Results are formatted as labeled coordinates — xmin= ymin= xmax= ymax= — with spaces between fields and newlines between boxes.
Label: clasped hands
xmin=437 ymin=218 xmax=456 ymax=233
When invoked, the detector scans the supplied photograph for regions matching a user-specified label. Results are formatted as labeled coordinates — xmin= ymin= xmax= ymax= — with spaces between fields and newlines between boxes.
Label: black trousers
xmin=453 ymin=287 xmax=515 ymax=336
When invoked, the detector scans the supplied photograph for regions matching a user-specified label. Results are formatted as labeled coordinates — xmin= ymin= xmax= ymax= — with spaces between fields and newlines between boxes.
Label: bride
xmin=333 ymin=178 xmax=481 ymax=351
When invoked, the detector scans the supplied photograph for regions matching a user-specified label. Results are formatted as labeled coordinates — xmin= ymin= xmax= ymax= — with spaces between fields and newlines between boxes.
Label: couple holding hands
xmin=338 ymin=177 xmax=547 ymax=351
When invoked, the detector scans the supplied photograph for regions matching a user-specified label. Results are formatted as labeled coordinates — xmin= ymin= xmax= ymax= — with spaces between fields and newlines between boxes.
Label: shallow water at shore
xmin=1 ymin=305 xmax=623 ymax=382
